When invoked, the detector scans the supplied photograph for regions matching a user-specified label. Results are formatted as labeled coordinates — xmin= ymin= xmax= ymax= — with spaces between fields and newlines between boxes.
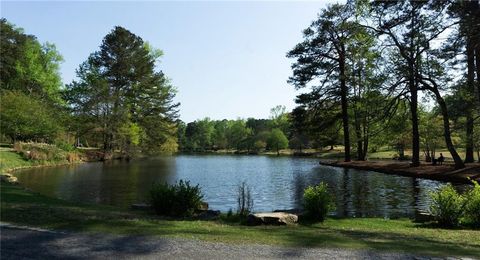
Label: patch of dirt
xmin=319 ymin=160 xmax=480 ymax=184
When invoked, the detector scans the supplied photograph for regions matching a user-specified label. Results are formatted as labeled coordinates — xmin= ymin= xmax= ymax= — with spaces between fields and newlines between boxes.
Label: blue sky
xmin=1 ymin=1 xmax=336 ymax=122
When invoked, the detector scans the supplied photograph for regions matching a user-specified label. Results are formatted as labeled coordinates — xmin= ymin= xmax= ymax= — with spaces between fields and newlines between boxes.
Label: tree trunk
xmin=433 ymin=90 xmax=465 ymax=169
xmin=409 ymin=6 xmax=420 ymax=167
xmin=354 ymin=111 xmax=364 ymax=161
xmin=465 ymin=36 xmax=476 ymax=163
xmin=339 ymin=51 xmax=351 ymax=162
xmin=465 ymin=114 xmax=475 ymax=163
xmin=473 ymin=0 xmax=480 ymax=103
xmin=476 ymin=44 xmax=480 ymax=103
xmin=409 ymin=87 xmax=420 ymax=167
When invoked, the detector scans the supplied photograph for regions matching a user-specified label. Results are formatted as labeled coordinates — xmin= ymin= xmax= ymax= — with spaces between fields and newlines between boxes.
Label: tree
xmin=226 ymin=119 xmax=250 ymax=150
xmin=212 ymin=120 xmax=229 ymax=150
xmin=447 ymin=1 xmax=480 ymax=163
xmin=0 ymin=18 xmax=63 ymax=104
xmin=65 ymin=26 xmax=178 ymax=158
xmin=269 ymin=105 xmax=290 ymax=135
xmin=289 ymin=106 xmax=311 ymax=152
xmin=267 ymin=128 xmax=289 ymax=156
xmin=0 ymin=90 xmax=61 ymax=142
xmin=368 ymin=0 xmax=464 ymax=168
xmin=288 ymin=4 xmax=357 ymax=162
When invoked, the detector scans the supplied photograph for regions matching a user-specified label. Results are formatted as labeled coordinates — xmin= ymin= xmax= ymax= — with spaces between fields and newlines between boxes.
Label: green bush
xmin=303 ymin=182 xmax=335 ymax=222
xmin=464 ymin=180 xmax=480 ymax=227
xmin=429 ymin=184 xmax=465 ymax=227
xmin=150 ymin=180 xmax=203 ymax=217
xmin=55 ymin=141 xmax=76 ymax=152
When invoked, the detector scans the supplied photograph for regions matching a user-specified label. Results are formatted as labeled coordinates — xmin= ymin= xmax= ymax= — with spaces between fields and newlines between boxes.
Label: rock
xmin=1 ymin=174 xmax=18 ymax=184
xmin=413 ymin=212 xmax=435 ymax=223
xmin=131 ymin=203 xmax=151 ymax=210
xmin=273 ymin=208 xmax=303 ymax=214
xmin=196 ymin=210 xmax=220 ymax=220
xmin=273 ymin=209 xmax=305 ymax=222
xmin=246 ymin=212 xmax=298 ymax=226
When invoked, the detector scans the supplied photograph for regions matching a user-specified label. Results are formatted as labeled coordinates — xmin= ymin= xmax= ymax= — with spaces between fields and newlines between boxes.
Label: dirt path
xmin=319 ymin=160 xmax=480 ymax=184
xmin=0 ymin=224 xmax=426 ymax=260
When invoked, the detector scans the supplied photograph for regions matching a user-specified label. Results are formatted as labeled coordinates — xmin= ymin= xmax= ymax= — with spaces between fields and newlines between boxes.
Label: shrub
xmin=14 ymin=142 xmax=67 ymax=162
xmin=55 ymin=141 xmax=76 ymax=152
xmin=464 ymin=180 xmax=480 ymax=227
xmin=303 ymin=182 xmax=335 ymax=222
xmin=429 ymin=184 xmax=465 ymax=227
xmin=150 ymin=180 xmax=203 ymax=217
xmin=237 ymin=181 xmax=254 ymax=216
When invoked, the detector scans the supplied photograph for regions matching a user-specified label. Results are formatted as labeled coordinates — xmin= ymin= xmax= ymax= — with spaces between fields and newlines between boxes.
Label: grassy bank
xmin=1 ymin=182 xmax=479 ymax=258
xmin=0 ymin=149 xmax=35 ymax=172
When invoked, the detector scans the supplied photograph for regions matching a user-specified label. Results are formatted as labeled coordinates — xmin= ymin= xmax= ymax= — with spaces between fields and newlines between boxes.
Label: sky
xmin=1 ymin=1 xmax=337 ymax=122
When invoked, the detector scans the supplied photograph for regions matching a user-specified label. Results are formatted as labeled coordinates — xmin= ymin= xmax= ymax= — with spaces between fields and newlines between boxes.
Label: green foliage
xmin=267 ymin=128 xmax=289 ymax=154
xmin=419 ymin=108 xmax=444 ymax=162
xmin=303 ymin=182 xmax=335 ymax=222
xmin=150 ymin=180 xmax=203 ymax=217
xmin=0 ymin=19 xmax=63 ymax=104
xmin=269 ymin=105 xmax=290 ymax=135
xmin=0 ymin=90 xmax=61 ymax=142
xmin=253 ymin=140 xmax=267 ymax=152
xmin=54 ymin=140 xmax=76 ymax=152
xmin=179 ymin=113 xmax=295 ymax=153
xmin=227 ymin=119 xmax=250 ymax=150
xmin=429 ymin=184 xmax=465 ymax=227
xmin=464 ymin=180 xmax=480 ymax=227
xmin=65 ymin=26 xmax=179 ymax=158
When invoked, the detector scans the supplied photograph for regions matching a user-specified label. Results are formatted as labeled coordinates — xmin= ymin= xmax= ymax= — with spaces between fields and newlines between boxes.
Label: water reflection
xmin=13 ymin=155 xmax=467 ymax=217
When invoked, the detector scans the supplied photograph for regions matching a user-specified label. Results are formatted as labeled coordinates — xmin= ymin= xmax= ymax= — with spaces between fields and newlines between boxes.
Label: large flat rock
xmin=246 ymin=212 xmax=298 ymax=226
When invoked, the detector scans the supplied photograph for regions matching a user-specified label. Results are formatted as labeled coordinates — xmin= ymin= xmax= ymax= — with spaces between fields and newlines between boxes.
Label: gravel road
xmin=0 ymin=224 xmax=461 ymax=259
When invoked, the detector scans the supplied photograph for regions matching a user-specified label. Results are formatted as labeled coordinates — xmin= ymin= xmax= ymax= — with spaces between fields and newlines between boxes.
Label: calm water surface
xmin=13 ymin=155 xmax=464 ymax=218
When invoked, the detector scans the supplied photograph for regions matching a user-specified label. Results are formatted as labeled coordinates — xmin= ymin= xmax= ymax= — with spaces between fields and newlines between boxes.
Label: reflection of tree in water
xmin=291 ymin=166 xmax=451 ymax=218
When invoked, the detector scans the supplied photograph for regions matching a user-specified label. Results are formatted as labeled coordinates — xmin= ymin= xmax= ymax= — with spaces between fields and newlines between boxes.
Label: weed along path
xmin=0 ymin=224 xmax=425 ymax=260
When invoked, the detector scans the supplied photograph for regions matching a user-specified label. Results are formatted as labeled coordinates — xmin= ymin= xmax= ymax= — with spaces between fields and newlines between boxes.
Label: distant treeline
xmin=177 ymin=106 xmax=292 ymax=154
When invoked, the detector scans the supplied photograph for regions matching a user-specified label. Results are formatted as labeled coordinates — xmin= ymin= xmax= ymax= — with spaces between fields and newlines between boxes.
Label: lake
xmin=13 ymin=155 xmax=464 ymax=218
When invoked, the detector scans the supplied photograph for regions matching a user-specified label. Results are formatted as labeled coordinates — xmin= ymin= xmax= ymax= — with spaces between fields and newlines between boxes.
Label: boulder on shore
xmin=131 ymin=203 xmax=152 ymax=210
xmin=246 ymin=212 xmax=298 ymax=226
xmin=413 ymin=212 xmax=435 ymax=223
xmin=1 ymin=174 xmax=18 ymax=184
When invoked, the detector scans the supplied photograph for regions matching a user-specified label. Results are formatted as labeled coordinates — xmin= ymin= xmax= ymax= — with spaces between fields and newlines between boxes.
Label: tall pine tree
xmin=65 ymin=26 xmax=179 ymax=159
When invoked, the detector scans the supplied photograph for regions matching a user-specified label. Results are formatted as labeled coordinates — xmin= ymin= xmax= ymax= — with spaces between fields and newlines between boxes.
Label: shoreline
xmin=319 ymin=160 xmax=480 ymax=184
xmin=2 ymin=161 xmax=85 ymax=174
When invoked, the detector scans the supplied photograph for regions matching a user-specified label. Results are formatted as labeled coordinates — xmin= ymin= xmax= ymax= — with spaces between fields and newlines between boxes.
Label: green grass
xmin=0 ymin=150 xmax=34 ymax=172
xmin=1 ymin=182 xmax=479 ymax=258
xmin=0 ymin=149 xmax=81 ymax=173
